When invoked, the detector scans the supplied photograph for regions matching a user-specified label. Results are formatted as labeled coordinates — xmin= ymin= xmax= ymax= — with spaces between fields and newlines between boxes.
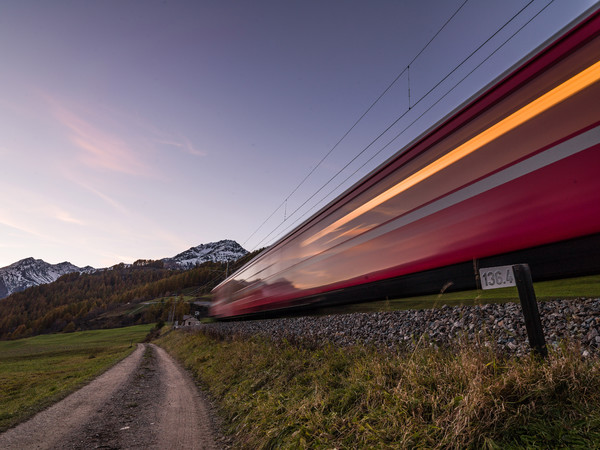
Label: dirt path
xmin=0 ymin=343 xmax=221 ymax=449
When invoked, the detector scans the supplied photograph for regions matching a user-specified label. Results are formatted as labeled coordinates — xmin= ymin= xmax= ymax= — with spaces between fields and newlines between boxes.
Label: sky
xmin=0 ymin=0 xmax=597 ymax=269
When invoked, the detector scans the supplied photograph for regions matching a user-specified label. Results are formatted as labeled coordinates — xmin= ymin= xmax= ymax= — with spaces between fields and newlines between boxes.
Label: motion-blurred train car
xmin=212 ymin=7 xmax=600 ymax=318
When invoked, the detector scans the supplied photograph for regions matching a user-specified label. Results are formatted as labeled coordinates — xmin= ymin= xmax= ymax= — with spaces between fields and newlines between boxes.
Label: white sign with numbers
xmin=479 ymin=265 xmax=517 ymax=290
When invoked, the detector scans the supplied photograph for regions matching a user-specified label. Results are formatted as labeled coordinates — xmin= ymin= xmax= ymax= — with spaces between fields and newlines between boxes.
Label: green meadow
xmin=0 ymin=324 xmax=152 ymax=432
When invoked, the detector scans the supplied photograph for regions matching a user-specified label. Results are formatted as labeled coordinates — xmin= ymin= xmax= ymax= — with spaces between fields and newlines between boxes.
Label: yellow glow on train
xmin=302 ymin=59 xmax=600 ymax=247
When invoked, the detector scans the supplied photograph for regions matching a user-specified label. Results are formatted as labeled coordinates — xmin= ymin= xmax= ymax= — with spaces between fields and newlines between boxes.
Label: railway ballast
xmin=198 ymin=298 xmax=600 ymax=357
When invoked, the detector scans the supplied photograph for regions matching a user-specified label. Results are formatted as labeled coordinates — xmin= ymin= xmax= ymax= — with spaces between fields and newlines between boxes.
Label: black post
xmin=513 ymin=264 xmax=548 ymax=358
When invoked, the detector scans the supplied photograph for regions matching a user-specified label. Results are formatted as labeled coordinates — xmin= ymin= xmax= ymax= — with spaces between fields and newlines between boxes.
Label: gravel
xmin=0 ymin=344 xmax=222 ymax=449
xmin=195 ymin=298 xmax=600 ymax=357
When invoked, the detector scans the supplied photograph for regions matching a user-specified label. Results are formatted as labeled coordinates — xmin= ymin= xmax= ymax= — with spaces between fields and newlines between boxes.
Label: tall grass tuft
xmin=158 ymin=331 xmax=600 ymax=448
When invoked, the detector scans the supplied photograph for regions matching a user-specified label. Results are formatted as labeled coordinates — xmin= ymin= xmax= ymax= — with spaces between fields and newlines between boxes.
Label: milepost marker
xmin=479 ymin=263 xmax=548 ymax=358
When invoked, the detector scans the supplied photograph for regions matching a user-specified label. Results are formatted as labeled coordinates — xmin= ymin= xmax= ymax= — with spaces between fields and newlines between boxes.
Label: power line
xmin=251 ymin=0 xmax=541 ymax=251
xmin=243 ymin=0 xmax=470 ymax=247
xmin=268 ymin=0 xmax=557 ymax=248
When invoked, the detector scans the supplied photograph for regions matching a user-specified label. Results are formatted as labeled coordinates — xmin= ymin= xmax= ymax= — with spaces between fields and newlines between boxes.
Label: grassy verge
xmin=0 ymin=324 xmax=152 ymax=432
xmin=158 ymin=330 xmax=600 ymax=448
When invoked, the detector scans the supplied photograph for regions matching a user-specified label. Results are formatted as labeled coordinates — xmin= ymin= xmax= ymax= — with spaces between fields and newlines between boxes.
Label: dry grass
xmin=158 ymin=330 xmax=600 ymax=448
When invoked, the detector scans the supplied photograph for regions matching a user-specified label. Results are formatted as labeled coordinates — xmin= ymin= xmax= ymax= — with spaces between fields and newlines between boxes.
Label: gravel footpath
xmin=0 ymin=344 xmax=222 ymax=449
xmin=198 ymin=298 xmax=600 ymax=357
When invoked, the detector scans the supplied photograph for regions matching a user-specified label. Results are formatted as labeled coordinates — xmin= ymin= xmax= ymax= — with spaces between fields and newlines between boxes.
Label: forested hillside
xmin=0 ymin=250 xmax=262 ymax=340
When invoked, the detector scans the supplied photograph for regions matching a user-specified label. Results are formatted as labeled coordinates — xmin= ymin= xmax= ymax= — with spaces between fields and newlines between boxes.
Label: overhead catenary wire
xmin=242 ymin=0 xmax=470 ymax=247
xmin=259 ymin=0 xmax=549 ymax=249
xmin=250 ymin=0 xmax=541 ymax=251
xmin=266 ymin=0 xmax=558 ymax=247
xmin=408 ymin=65 xmax=411 ymax=109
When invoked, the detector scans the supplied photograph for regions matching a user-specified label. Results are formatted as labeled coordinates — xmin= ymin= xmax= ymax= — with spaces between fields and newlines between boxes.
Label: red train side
xmin=212 ymin=8 xmax=600 ymax=318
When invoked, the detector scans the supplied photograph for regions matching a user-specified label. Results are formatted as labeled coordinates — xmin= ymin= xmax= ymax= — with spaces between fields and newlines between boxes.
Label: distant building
xmin=181 ymin=315 xmax=200 ymax=327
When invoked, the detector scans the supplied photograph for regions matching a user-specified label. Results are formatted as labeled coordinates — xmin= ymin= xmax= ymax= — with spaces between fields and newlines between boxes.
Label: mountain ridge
xmin=0 ymin=258 xmax=93 ymax=300
xmin=162 ymin=239 xmax=247 ymax=269
xmin=0 ymin=239 xmax=248 ymax=299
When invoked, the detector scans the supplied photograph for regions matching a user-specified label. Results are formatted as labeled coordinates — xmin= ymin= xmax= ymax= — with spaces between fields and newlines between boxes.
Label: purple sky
xmin=0 ymin=0 xmax=596 ymax=268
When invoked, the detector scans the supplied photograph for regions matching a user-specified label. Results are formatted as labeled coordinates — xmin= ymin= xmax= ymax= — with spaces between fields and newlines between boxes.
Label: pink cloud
xmin=155 ymin=136 xmax=206 ymax=157
xmin=47 ymin=97 xmax=153 ymax=176
xmin=46 ymin=96 xmax=206 ymax=179
xmin=51 ymin=208 xmax=85 ymax=226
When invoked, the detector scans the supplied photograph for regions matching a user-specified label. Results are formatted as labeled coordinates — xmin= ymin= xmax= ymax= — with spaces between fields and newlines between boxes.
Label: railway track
xmin=198 ymin=297 xmax=600 ymax=357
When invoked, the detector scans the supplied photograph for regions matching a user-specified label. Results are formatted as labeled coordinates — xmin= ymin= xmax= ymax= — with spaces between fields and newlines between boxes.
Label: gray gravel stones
xmin=197 ymin=298 xmax=600 ymax=357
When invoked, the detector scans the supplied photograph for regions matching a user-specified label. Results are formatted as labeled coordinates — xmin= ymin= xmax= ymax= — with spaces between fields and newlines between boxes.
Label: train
xmin=211 ymin=6 xmax=600 ymax=319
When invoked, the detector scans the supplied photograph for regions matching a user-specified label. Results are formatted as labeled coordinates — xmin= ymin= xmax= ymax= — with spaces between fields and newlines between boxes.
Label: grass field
xmin=158 ymin=330 xmax=600 ymax=448
xmin=0 ymin=324 xmax=152 ymax=432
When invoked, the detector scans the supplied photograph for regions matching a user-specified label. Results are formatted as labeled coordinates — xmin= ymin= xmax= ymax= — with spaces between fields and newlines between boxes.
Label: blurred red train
xmin=212 ymin=7 xmax=600 ymax=318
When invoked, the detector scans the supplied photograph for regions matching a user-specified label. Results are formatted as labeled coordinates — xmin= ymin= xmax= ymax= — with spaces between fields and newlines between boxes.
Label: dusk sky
xmin=0 ymin=0 xmax=596 ymax=268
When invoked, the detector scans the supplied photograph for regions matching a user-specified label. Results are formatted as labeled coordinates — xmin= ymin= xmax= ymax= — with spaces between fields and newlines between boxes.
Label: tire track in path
xmin=0 ymin=343 xmax=220 ymax=449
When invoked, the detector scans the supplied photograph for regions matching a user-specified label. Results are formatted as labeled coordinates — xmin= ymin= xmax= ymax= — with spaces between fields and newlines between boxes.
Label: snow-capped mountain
xmin=0 ymin=258 xmax=94 ymax=299
xmin=0 ymin=240 xmax=247 ymax=299
xmin=162 ymin=240 xmax=248 ymax=269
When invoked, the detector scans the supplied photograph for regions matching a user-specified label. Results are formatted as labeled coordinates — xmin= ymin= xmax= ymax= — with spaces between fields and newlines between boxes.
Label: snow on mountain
xmin=0 ymin=240 xmax=247 ymax=299
xmin=0 ymin=258 xmax=93 ymax=299
xmin=162 ymin=239 xmax=248 ymax=269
